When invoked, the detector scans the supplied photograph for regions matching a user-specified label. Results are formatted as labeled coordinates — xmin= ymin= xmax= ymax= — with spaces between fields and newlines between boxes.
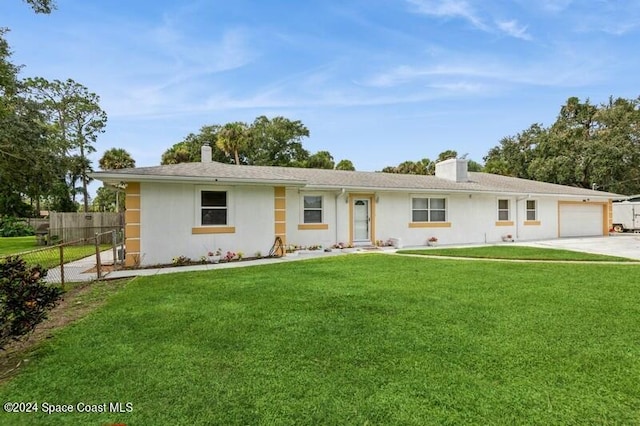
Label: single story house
xmin=92 ymin=146 xmax=621 ymax=267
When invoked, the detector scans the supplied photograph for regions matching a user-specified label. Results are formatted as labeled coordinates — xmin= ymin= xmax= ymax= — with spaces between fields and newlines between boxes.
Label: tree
xmin=484 ymin=96 xmax=640 ymax=194
xmin=24 ymin=77 xmax=107 ymax=212
xmin=381 ymin=151 xmax=473 ymax=175
xmin=467 ymin=160 xmax=484 ymax=172
xmin=161 ymin=118 xmax=312 ymax=167
xmin=246 ymin=116 xmax=310 ymax=166
xmin=0 ymin=30 xmax=55 ymax=216
xmin=216 ymin=122 xmax=248 ymax=165
xmin=335 ymin=159 xmax=355 ymax=171
xmin=99 ymin=148 xmax=135 ymax=170
xmin=436 ymin=150 xmax=457 ymax=162
xmin=22 ymin=0 xmax=56 ymax=13
xmin=306 ymin=151 xmax=335 ymax=169
xmin=484 ymin=124 xmax=544 ymax=178
xmin=97 ymin=148 xmax=135 ymax=211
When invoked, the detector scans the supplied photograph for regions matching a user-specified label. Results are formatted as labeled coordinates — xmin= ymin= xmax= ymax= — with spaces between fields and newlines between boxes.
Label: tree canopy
xmin=1 ymin=2 xmax=108 ymax=216
xmin=161 ymin=116 xmax=359 ymax=171
xmin=22 ymin=0 xmax=56 ymax=13
xmin=380 ymin=151 xmax=483 ymax=175
xmin=93 ymin=148 xmax=135 ymax=212
xmin=24 ymin=77 xmax=107 ymax=212
xmin=484 ymin=96 xmax=640 ymax=195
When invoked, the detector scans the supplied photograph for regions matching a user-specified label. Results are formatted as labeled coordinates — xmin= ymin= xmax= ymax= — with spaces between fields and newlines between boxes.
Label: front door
xmin=353 ymin=199 xmax=370 ymax=242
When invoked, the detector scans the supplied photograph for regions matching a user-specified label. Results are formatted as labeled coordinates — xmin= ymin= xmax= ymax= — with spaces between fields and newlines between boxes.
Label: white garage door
xmin=559 ymin=203 xmax=603 ymax=237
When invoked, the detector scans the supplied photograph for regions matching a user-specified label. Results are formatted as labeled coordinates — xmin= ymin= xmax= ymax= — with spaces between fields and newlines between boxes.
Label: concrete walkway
xmin=47 ymin=248 xmax=364 ymax=283
xmin=45 ymin=235 xmax=640 ymax=283
xmin=515 ymin=234 xmax=640 ymax=261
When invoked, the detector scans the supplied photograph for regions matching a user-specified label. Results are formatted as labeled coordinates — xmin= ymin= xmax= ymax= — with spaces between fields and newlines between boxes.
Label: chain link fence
xmin=1 ymin=230 xmax=124 ymax=287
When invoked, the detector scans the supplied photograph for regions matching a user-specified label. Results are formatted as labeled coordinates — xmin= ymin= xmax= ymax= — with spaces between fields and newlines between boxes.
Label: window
xmin=303 ymin=195 xmax=323 ymax=223
xmin=526 ymin=200 xmax=537 ymax=221
xmin=412 ymin=197 xmax=447 ymax=222
xmin=201 ymin=191 xmax=227 ymax=225
xmin=498 ymin=199 xmax=510 ymax=221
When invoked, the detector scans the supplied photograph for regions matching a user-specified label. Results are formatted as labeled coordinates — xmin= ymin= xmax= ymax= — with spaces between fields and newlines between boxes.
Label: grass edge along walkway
xmin=396 ymin=245 xmax=639 ymax=263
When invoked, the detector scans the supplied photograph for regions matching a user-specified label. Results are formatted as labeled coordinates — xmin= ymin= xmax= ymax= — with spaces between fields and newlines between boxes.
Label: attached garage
xmin=558 ymin=202 xmax=605 ymax=237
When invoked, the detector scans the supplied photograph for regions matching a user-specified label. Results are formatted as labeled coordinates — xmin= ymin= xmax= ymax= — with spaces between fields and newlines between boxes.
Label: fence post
xmin=95 ymin=232 xmax=102 ymax=280
xmin=111 ymin=230 xmax=117 ymax=271
xmin=59 ymin=244 xmax=65 ymax=288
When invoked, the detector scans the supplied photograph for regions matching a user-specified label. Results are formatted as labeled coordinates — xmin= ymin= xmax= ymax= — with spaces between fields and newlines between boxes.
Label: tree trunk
xmin=79 ymin=141 xmax=89 ymax=212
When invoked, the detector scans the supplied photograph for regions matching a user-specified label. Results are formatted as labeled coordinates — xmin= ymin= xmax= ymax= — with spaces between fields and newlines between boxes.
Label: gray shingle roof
xmin=92 ymin=161 xmax=621 ymax=198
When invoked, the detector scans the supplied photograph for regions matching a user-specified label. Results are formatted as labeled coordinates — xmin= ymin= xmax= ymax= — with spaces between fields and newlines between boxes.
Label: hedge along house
xmin=92 ymin=146 xmax=621 ymax=267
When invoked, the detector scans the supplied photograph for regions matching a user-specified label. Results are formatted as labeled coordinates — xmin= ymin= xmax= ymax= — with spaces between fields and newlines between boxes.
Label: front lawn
xmin=399 ymin=245 xmax=636 ymax=262
xmin=1 ymin=255 xmax=639 ymax=424
xmin=0 ymin=236 xmax=37 ymax=256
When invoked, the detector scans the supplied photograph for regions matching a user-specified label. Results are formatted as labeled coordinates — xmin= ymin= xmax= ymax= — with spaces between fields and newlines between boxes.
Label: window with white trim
xmin=497 ymin=199 xmax=510 ymax=221
xmin=412 ymin=197 xmax=447 ymax=222
xmin=303 ymin=195 xmax=323 ymax=223
xmin=526 ymin=200 xmax=537 ymax=221
xmin=201 ymin=191 xmax=227 ymax=225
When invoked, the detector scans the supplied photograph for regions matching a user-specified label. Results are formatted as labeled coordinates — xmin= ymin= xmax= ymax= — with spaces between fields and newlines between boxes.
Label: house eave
xmin=90 ymin=172 xmax=307 ymax=187
xmin=301 ymin=184 xmax=618 ymax=199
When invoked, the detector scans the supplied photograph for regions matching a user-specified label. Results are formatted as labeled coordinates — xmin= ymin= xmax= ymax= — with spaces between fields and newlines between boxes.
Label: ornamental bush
xmin=0 ymin=256 xmax=64 ymax=349
xmin=0 ymin=216 xmax=35 ymax=237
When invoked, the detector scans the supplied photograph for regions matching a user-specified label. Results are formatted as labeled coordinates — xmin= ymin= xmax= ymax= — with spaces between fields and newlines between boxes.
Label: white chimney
xmin=435 ymin=158 xmax=469 ymax=182
xmin=201 ymin=143 xmax=212 ymax=163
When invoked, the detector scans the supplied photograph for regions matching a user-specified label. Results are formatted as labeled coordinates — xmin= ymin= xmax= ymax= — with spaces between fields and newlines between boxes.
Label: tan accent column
xmin=124 ymin=182 xmax=141 ymax=267
xmin=274 ymin=187 xmax=286 ymax=256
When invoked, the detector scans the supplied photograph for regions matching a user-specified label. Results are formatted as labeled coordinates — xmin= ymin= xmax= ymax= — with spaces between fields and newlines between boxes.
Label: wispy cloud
xmin=496 ymin=20 xmax=532 ymax=40
xmin=406 ymin=0 xmax=489 ymax=31
xmin=406 ymin=0 xmax=534 ymax=41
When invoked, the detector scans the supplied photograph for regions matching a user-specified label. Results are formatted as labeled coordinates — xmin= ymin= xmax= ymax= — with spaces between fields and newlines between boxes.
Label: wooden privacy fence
xmin=48 ymin=212 xmax=123 ymax=244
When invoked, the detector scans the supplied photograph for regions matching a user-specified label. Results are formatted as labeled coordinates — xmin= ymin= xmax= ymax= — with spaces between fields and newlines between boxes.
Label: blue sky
xmin=2 ymin=0 xmax=640 ymax=173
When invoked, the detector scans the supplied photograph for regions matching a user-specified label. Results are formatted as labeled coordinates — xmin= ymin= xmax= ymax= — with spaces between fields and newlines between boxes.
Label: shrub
xmin=0 ymin=216 xmax=35 ymax=237
xmin=0 ymin=256 xmax=64 ymax=350
xmin=171 ymin=255 xmax=191 ymax=266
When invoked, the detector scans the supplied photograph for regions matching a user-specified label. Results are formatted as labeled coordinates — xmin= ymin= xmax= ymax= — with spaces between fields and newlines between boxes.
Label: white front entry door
xmin=353 ymin=199 xmax=370 ymax=242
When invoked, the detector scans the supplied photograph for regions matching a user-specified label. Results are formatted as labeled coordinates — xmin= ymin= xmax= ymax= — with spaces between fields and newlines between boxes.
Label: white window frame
xmin=497 ymin=199 xmax=510 ymax=221
xmin=195 ymin=186 xmax=233 ymax=227
xmin=302 ymin=194 xmax=324 ymax=224
xmin=411 ymin=196 xmax=447 ymax=223
xmin=526 ymin=199 xmax=537 ymax=221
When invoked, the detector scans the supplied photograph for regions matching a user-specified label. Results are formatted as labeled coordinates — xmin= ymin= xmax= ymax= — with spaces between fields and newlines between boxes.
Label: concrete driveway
xmin=517 ymin=235 xmax=640 ymax=260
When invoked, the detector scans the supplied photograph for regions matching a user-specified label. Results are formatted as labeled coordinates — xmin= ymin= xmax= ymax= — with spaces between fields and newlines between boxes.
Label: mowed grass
xmin=399 ymin=245 xmax=636 ymax=262
xmin=1 ymin=255 xmax=639 ymax=425
xmin=0 ymin=236 xmax=37 ymax=256
xmin=0 ymin=237 xmax=109 ymax=269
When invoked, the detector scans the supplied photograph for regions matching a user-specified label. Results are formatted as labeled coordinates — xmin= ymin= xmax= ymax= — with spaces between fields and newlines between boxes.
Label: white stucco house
xmin=92 ymin=147 xmax=621 ymax=267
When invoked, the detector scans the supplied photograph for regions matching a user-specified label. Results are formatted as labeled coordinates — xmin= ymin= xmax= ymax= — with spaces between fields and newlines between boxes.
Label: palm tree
xmin=216 ymin=122 xmax=248 ymax=165
xmin=99 ymin=147 xmax=135 ymax=170
xmin=98 ymin=148 xmax=135 ymax=211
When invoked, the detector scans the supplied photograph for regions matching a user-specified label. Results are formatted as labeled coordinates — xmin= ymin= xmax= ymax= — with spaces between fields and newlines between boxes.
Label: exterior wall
xmin=371 ymin=193 xmax=564 ymax=247
xmin=137 ymin=182 xmax=276 ymax=266
xmin=285 ymin=189 xmax=344 ymax=248
xmin=130 ymin=181 xmax=612 ymax=265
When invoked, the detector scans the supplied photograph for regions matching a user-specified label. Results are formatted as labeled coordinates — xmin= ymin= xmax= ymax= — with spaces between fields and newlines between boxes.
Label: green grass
xmin=399 ymin=245 xmax=636 ymax=262
xmin=1 ymin=255 xmax=639 ymax=425
xmin=0 ymin=237 xmax=110 ymax=269
xmin=0 ymin=236 xmax=37 ymax=256
xmin=18 ymin=245 xmax=111 ymax=269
